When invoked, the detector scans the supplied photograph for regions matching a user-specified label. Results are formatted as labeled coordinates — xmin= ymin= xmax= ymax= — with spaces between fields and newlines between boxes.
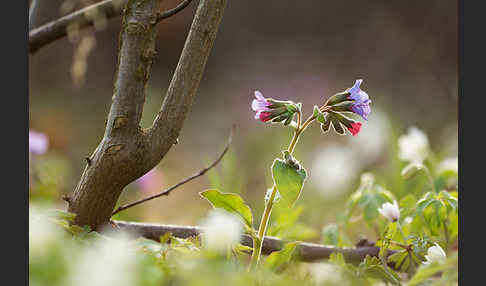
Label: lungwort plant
xmin=200 ymin=79 xmax=373 ymax=268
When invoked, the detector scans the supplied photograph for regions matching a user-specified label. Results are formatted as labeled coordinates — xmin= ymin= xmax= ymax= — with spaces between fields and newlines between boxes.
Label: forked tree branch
xmin=67 ymin=0 xmax=227 ymax=229
xmin=113 ymin=221 xmax=397 ymax=265
xmin=29 ymin=0 xmax=195 ymax=54
xmin=111 ymin=126 xmax=234 ymax=216
xmin=67 ymin=0 xmax=162 ymax=228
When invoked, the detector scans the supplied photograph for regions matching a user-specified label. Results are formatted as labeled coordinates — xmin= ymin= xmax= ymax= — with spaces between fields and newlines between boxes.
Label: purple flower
xmin=348 ymin=79 xmax=371 ymax=120
xmin=251 ymin=91 xmax=271 ymax=120
xmin=29 ymin=130 xmax=48 ymax=155
xmin=136 ymin=168 xmax=163 ymax=194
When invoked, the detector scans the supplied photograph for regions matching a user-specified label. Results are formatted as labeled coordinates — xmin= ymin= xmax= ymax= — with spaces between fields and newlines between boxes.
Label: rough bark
xmin=67 ymin=0 xmax=227 ymax=230
xmin=113 ymin=221 xmax=397 ymax=264
xmin=146 ymin=0 xmax=226 ymax=163
xmin=68 ymin=0 xmax=161 ymax=229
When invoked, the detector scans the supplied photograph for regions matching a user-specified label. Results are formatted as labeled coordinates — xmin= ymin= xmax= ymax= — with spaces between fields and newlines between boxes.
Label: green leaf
xmin=359 ymin=256 xmax=401 ymax=285
xmin=407 ymin=263 xmax=446 ymax=286
xmin=384 ymin=222 xmax=399 ymax=241
xmin=199 ymin=190 xmax=253 ymax=229
xmin=322 ymin=223 xmax=340 ymax=246
xmin=313 ymin=105 xmax=320 ymax=117
xmin=399 ymin=194 xmax=417 ymax=218
xmin=264 ymin=242 xmax=298 ymax=272
xmin=47 ymin=210 xmax=76 ymax=222
xmin=401 ymin=163 xmax=424 ymax=179
xmin=233 ymin=243 xmax=254 ymax=254
xmin=438 ymin=190 xmax=458 ymax=212
xmin=329 ymin=252 xmax=347 ymax=266
xmin=317 ymin=112 xmax=326 ymax=124
xmin=271 ymin=158 xmax=307 ymax=207
xmin=388 ymin=251 xmax=409 ymax=271
xmin=359 ymin=192 xmax=387 ymax=222
xmin=159 ymin=232 xmax=172 ymax=244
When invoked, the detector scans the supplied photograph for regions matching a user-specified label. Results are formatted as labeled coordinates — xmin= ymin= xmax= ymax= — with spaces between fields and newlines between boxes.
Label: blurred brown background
xmin=29 ymin=0 xmax=457 ymax=239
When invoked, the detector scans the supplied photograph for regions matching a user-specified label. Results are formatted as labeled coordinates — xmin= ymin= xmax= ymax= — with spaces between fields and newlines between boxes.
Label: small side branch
xmin=113 ymin=220 xmax=396 ymax=265
xmin=29 ymin=0 xmax=40 ymax=30
xmin=157 ymin=0 xmax=194 ymax=22
xmin=112 ymin=126 xmax=234 ymax=216
xmin=29 ymin=0 xmax=125 ymax=54
xmin=29 ymin=0 xmax=195 ymax=54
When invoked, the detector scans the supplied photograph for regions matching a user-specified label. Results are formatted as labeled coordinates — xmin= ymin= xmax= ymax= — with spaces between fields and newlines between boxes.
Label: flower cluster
xmin=347 ymin=79 xmax=372 ymax=120
xmin=252 ymin=79 xmax=371 ymax=137
xmin=251 ymin=91 xmax=299 ymax=125
xmin=326 ymin=79 xmax=372 ymax=120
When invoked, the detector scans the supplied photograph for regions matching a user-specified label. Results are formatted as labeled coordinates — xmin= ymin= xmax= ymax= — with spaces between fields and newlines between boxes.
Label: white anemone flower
xmin=200 ymin=209 xmax=243 ymax=252
xmin=398 ymin=126 xmax=429 ymax=163
xmin=66 ymin=232 xmax=138 ymax=286
xmin=438 ymin=157 xmax=458 ymax=173
xmin=423 ymin=243 xmax=447 ymax=265
xmin=308 ymin=262 xmax=347 ymax=285
xmin=310 ymin=145 xmax=361 ymax=198
xmin=348 ymin=109 xmax=390 ymax=164
xmin=29 ymin=206 xmax=64 ymax=257
xmin=378 ymin=200 xmax=400 ymax=222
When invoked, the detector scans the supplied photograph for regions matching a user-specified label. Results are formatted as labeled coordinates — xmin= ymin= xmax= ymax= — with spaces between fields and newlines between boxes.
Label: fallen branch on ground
xmin=113 ymin=220 xmax=397 ymax=265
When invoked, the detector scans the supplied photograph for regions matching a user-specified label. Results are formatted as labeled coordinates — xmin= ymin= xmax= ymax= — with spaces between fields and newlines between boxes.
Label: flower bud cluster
xmin=251 ymin=91 xmax=300 ymax=126
xmin=251 ymin=79 xmax=371 ymax=137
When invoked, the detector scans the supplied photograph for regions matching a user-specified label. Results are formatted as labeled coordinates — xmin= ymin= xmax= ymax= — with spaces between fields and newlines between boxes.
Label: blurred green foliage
xmin=30 ymin=125 xmax=458 ymax=285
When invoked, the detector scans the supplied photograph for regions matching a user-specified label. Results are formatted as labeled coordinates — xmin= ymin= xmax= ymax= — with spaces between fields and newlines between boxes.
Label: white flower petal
xmin=200 ymin=209 xmax=243 ymax=252
xmin=398 ymin=126 xmax=429 ymax=163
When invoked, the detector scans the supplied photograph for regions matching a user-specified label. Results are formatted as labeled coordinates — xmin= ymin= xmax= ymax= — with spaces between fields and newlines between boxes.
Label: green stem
xmin=248 ymin=184 xmax=277 ymax=269
xmin=443 ymin=218 xmax=449 ymax=251
xmin=397 ymin=222 xmax=408 ymax=244
xmin=249 ymin=113 xmax=315 ymax=269
xmin=421 ymin=165 xmax=436 ymax=193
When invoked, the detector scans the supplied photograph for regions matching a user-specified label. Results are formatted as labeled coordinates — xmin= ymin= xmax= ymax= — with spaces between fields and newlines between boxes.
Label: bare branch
xmin=111 ymin=126 xmax=234 ymax=216
xmin=146 ymin=0 xmax=227 ymax=163
xmin=29 ymin=0 xmax=125 ymax=54
xmin=157 ymin=0 xmax=194 ymax=22
xmin=29 ymin=0 xmax=195 ymax=54
xmin=113 ymin=221 xmax=397 ymax=265
xmin=29 ymin=0 xmax=40 ymax=31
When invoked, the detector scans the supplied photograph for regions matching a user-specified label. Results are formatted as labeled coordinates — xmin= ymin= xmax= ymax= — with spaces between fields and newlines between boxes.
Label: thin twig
xmin=29 ymin=0 xmax=195 ymax=54
xmin=157 ymin=0 xmax=194 ymax=22
xmin=112 ymin=220 xmax=398 ymax=266
xmin=111 ymin=126 xmax=235 ymax=216
xmin=29 ymin=0 xmax=39 ymax=31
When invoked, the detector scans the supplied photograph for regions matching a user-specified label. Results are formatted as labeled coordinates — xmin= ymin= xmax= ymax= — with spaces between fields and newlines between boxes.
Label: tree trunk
xmin=68 ymin=0 xmax=161 ymax=228
xmin=67 ymin=0 xmax=227 ymax=230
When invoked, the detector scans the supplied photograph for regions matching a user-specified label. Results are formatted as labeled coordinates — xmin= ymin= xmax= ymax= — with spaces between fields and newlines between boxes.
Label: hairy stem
xmin=249 ymin=122 xmax=308 ymax=269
